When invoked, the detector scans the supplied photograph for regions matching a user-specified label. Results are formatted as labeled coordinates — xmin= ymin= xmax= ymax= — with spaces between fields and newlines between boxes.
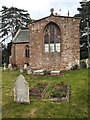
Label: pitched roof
xmin=31 ymin=14 xmax=80 ymax=24
xmin=13 ymin=29 xmax=29 ymax=43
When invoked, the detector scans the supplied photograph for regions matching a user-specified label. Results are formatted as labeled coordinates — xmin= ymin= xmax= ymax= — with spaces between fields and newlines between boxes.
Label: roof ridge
xmin=20 ymin=29 xmax=29 ymax=31
xmin=12 ymin=29 xmax=21 ymax=42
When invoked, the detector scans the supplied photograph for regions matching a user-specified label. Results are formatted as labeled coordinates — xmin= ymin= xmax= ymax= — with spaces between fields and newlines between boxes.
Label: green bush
xmin=80 ymin=62 xmax=86 ymax=68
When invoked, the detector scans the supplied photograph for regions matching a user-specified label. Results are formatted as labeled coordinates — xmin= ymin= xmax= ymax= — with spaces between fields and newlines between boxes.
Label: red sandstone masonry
xmin=29 ymin=15 xmax=80 ymax=71
xmin=11 ymin=15 xmax=80 ymax=70
xmin=11 ymin=43 xmax=29 ymax=67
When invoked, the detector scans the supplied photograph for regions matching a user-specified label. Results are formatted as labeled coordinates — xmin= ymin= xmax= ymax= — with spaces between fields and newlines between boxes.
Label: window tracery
xmin=44 ymin=22 xmax=60 ymax=52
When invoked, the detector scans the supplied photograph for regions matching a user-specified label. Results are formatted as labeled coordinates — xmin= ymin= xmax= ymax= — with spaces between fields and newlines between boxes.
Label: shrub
xmin=80 ymin=62 xmax=86 ymax=68
xmin=51 ymin=89 xmax=67 ymax=98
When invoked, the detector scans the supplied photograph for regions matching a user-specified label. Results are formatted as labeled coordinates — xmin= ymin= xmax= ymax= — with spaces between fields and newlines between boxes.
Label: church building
xmin=10 ymin=10 xmax=80 ymax=71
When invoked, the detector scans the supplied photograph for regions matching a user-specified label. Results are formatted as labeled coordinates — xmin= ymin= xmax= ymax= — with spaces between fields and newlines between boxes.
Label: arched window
xmin=44 ymin=22 xmax=60 ymax=52
xmin=25 ymin=45 xmax=29 ymax=58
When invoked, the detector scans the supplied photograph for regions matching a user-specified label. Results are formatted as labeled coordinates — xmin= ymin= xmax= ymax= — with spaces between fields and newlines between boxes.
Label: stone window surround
xmin=44 ymin=22 xmax=61 ymax=53
xmin=25 ymin=45 xmax=29 ymax=58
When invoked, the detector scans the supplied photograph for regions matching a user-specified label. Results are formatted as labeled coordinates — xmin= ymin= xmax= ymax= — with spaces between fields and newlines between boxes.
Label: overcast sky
xmin=0 ymin=0 xmax=82 ymax=19
xmin=0 ymin=0 xmax=82 ymax=43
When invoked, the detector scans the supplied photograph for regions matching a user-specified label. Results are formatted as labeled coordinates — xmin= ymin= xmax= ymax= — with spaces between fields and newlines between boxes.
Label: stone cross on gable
xmin=50 ymin=8 xmax=54 ymax=15
xmin=14 ymin=74 xmax=30 ymax=103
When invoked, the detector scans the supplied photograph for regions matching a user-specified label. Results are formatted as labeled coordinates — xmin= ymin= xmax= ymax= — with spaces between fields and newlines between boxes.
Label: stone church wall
xmin=11 ymin=43 xmax=29 ymax=67
xmin=29 ymin=15 xmax=80 ymax=71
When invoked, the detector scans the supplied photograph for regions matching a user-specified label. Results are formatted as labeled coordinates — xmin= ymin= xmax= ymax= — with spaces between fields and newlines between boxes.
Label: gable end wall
xmin=29 ymin=16 xmax=80 ymax=71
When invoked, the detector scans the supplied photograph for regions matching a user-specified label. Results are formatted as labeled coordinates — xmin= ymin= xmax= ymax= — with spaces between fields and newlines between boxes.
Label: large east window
xmin=44 ymin=22 xmax=60 ymax=52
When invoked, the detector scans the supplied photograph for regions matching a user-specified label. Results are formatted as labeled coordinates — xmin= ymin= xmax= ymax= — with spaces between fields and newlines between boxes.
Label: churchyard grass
xmin=2 ymin=68 xmax=88 ymax=118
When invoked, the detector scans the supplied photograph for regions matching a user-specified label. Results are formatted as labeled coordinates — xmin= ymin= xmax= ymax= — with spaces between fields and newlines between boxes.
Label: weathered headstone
xmin=86 ymin=59 xmax=89 ymax=68
xmin=8 ymin=64 xmax=12 ymax=70
xmin=14 ymin=74 xmax=30 ymax=103
xmin=27 ymin=67 xmax=32 ymax=75
xmin=3 ymin=63 xmax=6 ymax=70
xmin=24 ymin=64 xmax=27 ymax=70
xmin=20 ymin=68 xmax=23 ymax=73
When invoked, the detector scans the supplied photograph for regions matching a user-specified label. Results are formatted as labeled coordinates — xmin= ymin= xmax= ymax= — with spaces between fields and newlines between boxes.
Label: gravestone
xmin=3 ymin=63 xmax=6 ymax=70
xmin=24 ymin=64 xmax=27 ymax=70
xmin=8 ymin=64 xmax=12 ymax=70
xmin=20 ymin=68 xmax=23 ymax=73
xmin=14 ymin=74 xmax=30 ymax=103
xmin=27 ymin=67 xmax=32 ymax=75
xmin=86 ymin=59 xmax=89 ymax=68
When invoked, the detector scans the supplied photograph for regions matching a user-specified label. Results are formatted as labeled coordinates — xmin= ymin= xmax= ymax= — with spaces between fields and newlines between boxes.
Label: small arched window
xmin=25 ymin=45 xmax=29 ymax=58
xmin=44 ymin=22 xmax=60 ymax=52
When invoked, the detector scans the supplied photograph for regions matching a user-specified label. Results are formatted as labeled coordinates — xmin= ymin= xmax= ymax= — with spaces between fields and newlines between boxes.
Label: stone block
xmin=50 ymin=70 xmax=60 ymax=76
xmin=33 ymin=70 xmax=44 ymax=75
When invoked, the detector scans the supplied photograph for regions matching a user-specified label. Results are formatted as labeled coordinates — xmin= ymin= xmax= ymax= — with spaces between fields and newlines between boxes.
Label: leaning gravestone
xmin=14 ymin=74 xmax=30 ymax=103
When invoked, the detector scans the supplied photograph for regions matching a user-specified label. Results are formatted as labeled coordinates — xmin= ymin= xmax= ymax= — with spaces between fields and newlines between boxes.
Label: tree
xmin=74 ymin=0 xmax=90 ymax=60
xmin=0 ymin=6 xmax=32 ymax=64
xmin=0 ymin=43 xmax=2 ymax=66
xmin=0 ymin=6 xmax=31 ymax=42
xmin=1 ymin=43 xmax=7 ymax=64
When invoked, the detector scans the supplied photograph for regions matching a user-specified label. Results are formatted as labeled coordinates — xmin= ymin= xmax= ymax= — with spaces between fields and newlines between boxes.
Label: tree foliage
xmin=74 ymin=0 xmax=90 ymax=59
xmin=0 ymin=6 xmax=31 ymax=64
xmin=0 ymin=6 xmax=31 ymax=42
xmin=75 ymin=0 xmax=90 ymax=30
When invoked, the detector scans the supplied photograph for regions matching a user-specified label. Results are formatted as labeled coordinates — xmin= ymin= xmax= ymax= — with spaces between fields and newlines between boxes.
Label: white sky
xmin=0 ymin=0 xmax=81 ymax=19
xmin=0 ymin=0 xmax=82 ymax=43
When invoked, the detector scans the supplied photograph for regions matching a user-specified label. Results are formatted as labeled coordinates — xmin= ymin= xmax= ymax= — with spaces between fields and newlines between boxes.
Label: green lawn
xmin=2 ymin=68 xmax=88 ymax=118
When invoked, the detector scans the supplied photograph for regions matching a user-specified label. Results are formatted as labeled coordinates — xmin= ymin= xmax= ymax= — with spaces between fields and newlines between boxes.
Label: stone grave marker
xmin=20 ymin=68 xmax=23 ymax=73
xmin=24 ymin=64 xmax=27 ymax=70
xmin=8 ymin=64 xmax=12 ymax=70
xmin=3 ymin=63 xmax=6 ymax=70
xmin=27 ymin=67 xmax=32 ymax=75
xmin=86 ymin=59 xmax=89 ymax=68
xmin=14 ymin=74 xmax=30 ymax=103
